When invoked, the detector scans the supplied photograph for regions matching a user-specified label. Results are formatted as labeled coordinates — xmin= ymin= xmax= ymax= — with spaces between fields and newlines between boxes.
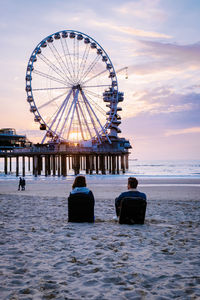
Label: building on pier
xmin=0 ymin=128 xmax=32 ymax=151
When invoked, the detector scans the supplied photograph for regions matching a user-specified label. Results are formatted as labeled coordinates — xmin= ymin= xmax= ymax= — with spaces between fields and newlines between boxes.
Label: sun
xmin=68 ymin=131 xmax=83 ymax=142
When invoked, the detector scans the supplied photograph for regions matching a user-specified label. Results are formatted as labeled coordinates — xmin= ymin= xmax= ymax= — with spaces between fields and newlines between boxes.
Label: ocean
xmin=0 ymin=158 xmax=199 ymax=180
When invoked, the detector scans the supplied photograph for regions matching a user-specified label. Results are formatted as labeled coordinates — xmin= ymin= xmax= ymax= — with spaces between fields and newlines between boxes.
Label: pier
xmin=0 ymin=144 xmax=130 ymax=177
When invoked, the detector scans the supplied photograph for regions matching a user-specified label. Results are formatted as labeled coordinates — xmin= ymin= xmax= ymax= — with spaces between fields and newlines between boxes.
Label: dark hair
xmin=72 ymin=175 xmax=86 ymax=189
xmin=128 ymin=177 xmax=138 ymax=188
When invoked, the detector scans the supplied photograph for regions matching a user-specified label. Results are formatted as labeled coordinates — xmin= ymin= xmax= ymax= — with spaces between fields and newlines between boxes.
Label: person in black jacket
xmin=70 ymin=175 xmax=95 ymax=201
xmin=115 ymin=177 xmax=147 ymax=217
xmin=68 ymin=176 xmax=95 ymax=222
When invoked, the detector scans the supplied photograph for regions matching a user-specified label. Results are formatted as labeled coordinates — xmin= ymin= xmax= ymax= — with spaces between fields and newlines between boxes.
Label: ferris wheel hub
xmin=72 ymin=84 xmax=82 ymax=91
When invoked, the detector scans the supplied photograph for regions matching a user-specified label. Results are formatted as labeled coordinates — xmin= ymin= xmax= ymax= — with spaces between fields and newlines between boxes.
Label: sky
xmin=0 ymin=0 xmax=200 ymax=160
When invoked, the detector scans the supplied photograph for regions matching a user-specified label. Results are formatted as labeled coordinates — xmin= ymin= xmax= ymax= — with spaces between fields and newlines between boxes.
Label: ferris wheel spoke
xmin=38 ymin=53 xmax=68 ymax=83
xmin=75 ymin=104 xmax=85 ymax=140
xmin=58 ymin=89 xmax=79 ymax=139
xmin=83 ymin=88 xmax=104 ymax=100
xmin=83 ymin=91 xmax=106 ymax=115
xmin=82 ymin=69 xmax=108 ymax=85
xmin=83 ymin=84 xmax=111 ymax=88
xmin=42 ymin=89 xmax=73 ymax=143
xmin=72 ymin=38 xmax=78 ymax=84
xmin=63 ymin=39 xmax=75 ymax=81
xmin=32 ymin=86 xmax=71 ymax=91
xmin=60 ymin=38 xmax=74 ymax=80
xmin=33 ymin=69 xmax=68 ymax=86
xmin=66 ymin=89 xmax=79 ymax=140
xmin=80 ymin=91 xmax=102 ymax=143
xmin=81 ymin=55 xmax=101 ymax=82
xmin=38 ymin=91 xmax=67 ymax=110
xmin=77 ymin=100 xmax=93 ymax=140
xmin=78 ymin=44 xmax=91 ymax=81
xmin=48 ymin=43 xmax=74 ymax=85
xmin=54 ymin=90 xmax=73 ymax=132
xmin=76 ymin=38 xmax=80 ymax=82
xmin=81 ymin=90 xmax=111 ymax=144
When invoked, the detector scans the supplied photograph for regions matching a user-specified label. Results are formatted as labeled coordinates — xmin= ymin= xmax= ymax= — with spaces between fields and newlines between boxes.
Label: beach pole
xmin=22 ymin=156 xmax=25 ymax=177
xmin=125 ymin=154 xmax=129 ymax=170
xmin=100 ymin=155 xmax=106 ymax=174
xmin=9 ymin=157 xmax=12 ymax=173
xmin=61 ymin=155 xmax=66 ymax=176
xmin=4 ymin=156 xmax=8 ymax=175
xmin=57 ymin=155 xmax=61 ymax=177
xmin=86 ymin=155 xmax=89 ymax=174
xmin=112 ymin=155 xmax=116 ymax=174
xmin=47 ymin=155 xmax=51 ymax=175
xmin=45 ymin=155 xmax=48 ymax=176
xmin=28 ymin=156 xmax=30 ymax=171
xmin=116 ymin=155 xmax=119 ymax=174
xmin=109 ymin=155 xmax=112 ymax=174
xmin=95 ymin=155 xmax=99 ymax=174
xmin=38 ymin=155 xmax=42 ymax=176
xmin=52 ymin=155 xmax=56 ymax=176
xmin=16 ymin=156 xmax=19 ymax=177
xmin=106 ymin=155 xmax=109 ymax=171
xmin=33 ymin=155 xmax=38 ymax=177
xmin=121 ymin=154 xmax=125 ymax=173
xmin=89 ymin=155 xmax=93 ymax=174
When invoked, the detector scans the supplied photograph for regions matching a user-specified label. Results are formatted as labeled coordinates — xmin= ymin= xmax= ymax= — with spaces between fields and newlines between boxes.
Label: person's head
xmin=128 ymin=177 xmax=138 ymax=189
xmin=72 ymin=175 xmax=86 ymax=189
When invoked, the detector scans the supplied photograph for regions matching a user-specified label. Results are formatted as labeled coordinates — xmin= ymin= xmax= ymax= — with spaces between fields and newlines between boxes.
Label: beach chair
xmin=68 ymin=193 xmax=95 ymax=223
xmin=119 ymin=197 xmax=147 ymax=225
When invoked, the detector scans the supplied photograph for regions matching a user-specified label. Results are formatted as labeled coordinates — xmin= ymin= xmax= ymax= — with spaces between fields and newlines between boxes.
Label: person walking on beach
xmin=18 ymin=177 xmax=23 ymax=191
xmin=22 ymin=178 xmax=26 ymax=191
xmin=115 ymin=177 xmax=147 ymax=217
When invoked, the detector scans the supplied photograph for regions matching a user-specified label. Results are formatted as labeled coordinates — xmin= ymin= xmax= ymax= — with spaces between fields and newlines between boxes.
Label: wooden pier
xmin=0 ymin=146 xmax=130 ymax=177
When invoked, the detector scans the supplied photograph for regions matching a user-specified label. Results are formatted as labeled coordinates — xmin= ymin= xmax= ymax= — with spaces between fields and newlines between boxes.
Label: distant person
xmin=115 ymin=177 xmax=147 ymax=217
xmin=22 ymin=178 xmax=26 ymax=191
xmin=18 ymin=177 xmax=23 ymax=191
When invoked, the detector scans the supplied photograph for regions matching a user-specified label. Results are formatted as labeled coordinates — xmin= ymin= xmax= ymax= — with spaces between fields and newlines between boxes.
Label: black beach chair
xmin=68 ymin=193 xmax=95 ymax=223
xmin=119 ymin=197 xmax=147 ymax=225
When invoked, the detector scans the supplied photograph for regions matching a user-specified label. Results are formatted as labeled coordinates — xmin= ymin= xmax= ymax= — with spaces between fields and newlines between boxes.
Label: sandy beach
xmin=0 ymin=177 xmax=200 ymax=299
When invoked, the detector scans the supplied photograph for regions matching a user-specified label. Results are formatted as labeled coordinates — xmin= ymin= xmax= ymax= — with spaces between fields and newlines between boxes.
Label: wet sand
xmin=0 ymin=178 xmax=200 ymax=299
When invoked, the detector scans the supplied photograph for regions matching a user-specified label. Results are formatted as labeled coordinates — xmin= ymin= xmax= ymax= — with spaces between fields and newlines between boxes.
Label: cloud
xmin=129 ymin=41 xmax=200 ymax=75
xmin=165 ymin=127 xmax=200 ymax=136
xmin=91 ymin=21 xmax=171 ymax=39
xmin=114 ymin=0 xmax=167 ymax=23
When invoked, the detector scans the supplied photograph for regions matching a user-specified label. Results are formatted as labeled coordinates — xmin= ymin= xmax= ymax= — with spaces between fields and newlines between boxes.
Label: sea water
xmin=0 ymin=158 xmax=199 ymax=180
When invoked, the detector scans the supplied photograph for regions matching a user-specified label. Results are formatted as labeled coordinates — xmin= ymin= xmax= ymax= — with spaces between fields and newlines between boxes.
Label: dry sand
xmin=0 ymin=177 xmax=200 ymax=299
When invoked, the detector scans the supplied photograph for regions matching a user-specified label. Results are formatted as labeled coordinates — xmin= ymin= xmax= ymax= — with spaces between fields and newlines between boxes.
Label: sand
xmin=0 ymin=177 xmax=200 ymax=299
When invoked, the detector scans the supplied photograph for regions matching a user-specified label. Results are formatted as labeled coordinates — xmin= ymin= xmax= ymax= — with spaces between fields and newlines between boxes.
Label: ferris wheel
xmin=25 ymin=30 xmax=123 ymax=144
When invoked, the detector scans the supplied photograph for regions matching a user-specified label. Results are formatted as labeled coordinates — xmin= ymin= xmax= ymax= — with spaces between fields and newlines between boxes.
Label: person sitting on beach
xmin=115 ymin=177 xmax=147 ymax=217
xmin=69 ymin=175 xmax=95 ymax=202
xmin=68 ymin=176 xmax=95 ymax=222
